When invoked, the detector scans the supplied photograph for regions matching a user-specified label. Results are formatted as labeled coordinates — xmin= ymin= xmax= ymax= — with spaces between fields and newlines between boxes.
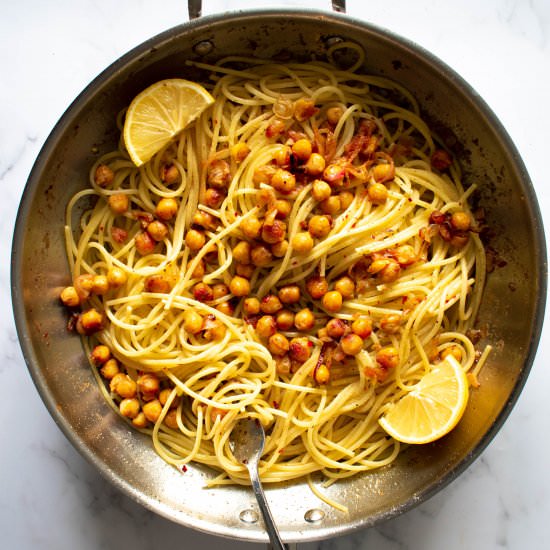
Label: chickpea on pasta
xmin=60 ymin=49 xmax=488 ymax=511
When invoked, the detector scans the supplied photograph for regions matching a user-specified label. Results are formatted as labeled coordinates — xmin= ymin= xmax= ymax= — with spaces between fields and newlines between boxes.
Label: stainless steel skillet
xmin=11 ymin=0 xmax=546 ymax=544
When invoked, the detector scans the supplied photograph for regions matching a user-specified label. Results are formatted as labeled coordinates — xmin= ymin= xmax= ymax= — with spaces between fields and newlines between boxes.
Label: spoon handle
xmin=247 ymin=462 xmax=287 ymax=550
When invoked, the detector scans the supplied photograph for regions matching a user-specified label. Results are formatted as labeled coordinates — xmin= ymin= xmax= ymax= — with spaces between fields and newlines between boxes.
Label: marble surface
xmin=2 ymin=1 xmax=550 ymax=548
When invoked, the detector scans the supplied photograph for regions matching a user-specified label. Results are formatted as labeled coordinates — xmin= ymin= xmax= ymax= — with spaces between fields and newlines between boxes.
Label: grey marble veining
xmin=2 ymin=1 xmax=550 ymax=549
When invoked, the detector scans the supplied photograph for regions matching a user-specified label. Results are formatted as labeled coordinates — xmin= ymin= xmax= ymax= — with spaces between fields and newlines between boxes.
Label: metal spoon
xmin=229 ymin=417 xmax=287 ymax=550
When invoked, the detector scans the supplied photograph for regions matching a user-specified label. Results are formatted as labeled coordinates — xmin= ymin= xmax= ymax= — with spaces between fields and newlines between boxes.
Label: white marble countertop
xmin=2 ymin=1 xmax=550 ymax=548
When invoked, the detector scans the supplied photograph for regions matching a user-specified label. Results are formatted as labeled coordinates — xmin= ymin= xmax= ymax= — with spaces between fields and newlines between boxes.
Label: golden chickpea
xmin=274 ymin=199 xmax=291 ymax=219
xmin=243 ymin=297 xmax=261 ymax=315
xmin=367 ymin=182 xmax=388 ymax=204
xmin=276 ymin=355 xmax=292 ymax=376
xmin=268 ymin=333 xmax=290 ymax=356
xmin=92 ymin=275 xmax=109 ymax=295
xmin=450 ymin=233 xmax=470 ymax=248
xmin=376 ymin=346 xmax=399 ymax=369
xmin=192 ymin=210 xmax=217 ymax=230
xmin=326 ymin=106 xmax=343 ymax=125
xmin=294 ymin=98 xmax=317 ymax=122
xmin=107 ymin=266 xmax=127 ymax=289
xmin=271 ymin=169 xmax=296 ymax=194
xmin=77 ymin=308 xmax=103 ymax=335
xmin=193 ymin=282 xmax=213 ymax=302
xmin=261 ymin=219 xmax=286 ymax=244
xmin=256 ymin=315 xmax=277 ymax=338
xmin=308 ymin=215 xmax=332 ymax=238
xmin=185 ymin=229 xmax=205 ymax=251
xmin=304 ymin=153 xmax=326 ymax=176
xmin=379 ymin=261 xmax=401 ymax=284
xmin=132 ymin=412 xmax=148 ymax=428
xmin=251 ymin=244 xmax=273 ymax=267
xmin=323 ymin=163 xmax=345 ymax=185
xmin=393 ymin=245 xmax=416 ymax=266
xmin=159 ymin=388 xmax=180 ymax=409
xmin=134 ymin=231 xmax=156 ymax=256
xmin=161 ymin=164 xmax=179 ymax=184
xmin=108 ymin=193 xmax=129 ymax=214
xmin=144 ymin=274 xmax=171 ymax=294
xmin=292 ymin=232 xmax=314 ymax=254
xmin=207 ymin=159 xmax=231 ymax=189
xmin=60 ymin=286 xmax=80 ymax=307
xmin=155 ymin=197 xmax=178 ymax=220
xmin=312 ymin=179 xmax=332 ymax=202
xmin=110 ymin=373 xmax=137 ymax=399
xmin=306 ymin=275 xmax=328 ymax=299
xmin=232 ymin=241 xmax=251 ymax=264
xmin=450 ymin=211 xmax=471 ymax=231
xmin=191 ymin=259 xmax=205 ymax=279
xmin=236 ymin=262 xmax=255 ymax=278
xmin=147 ymin=220 xmax=169 ymax=242
xmin=313 ymin=364 xmax=330 ymax=385
xmin=74 ymin=274 xmax=94 ymax=300
xmin=278 ymin=285 xmax=301 ymax=304
xmin=294 ymin=308 xmax=315 ymax=331
xmin=183 ymin=310 xmax=203 ymax=334
xmin=258 ymin=187 xmax=276 ymax=207
xmin=203 ymin=319 xmax=226 ymax=341
xmin=319 ymin=196 xmax=341 ymax=215
xmin=272 ymin=144 xmax=291 ymax=167
xmin=271 ymin=240 xmax=289 ymax=258
xmin=441 ymin=345 xmax=463 ymax=362
xmin=204 ymin=187 xmax=225 ymax=209
xmin=275 ymin=309 xmax=295 ymax=331
xmin=266 ymin=118 xmax=286 ymax=138
xmin=380 ymin=313 xmax=402 ymax=334
xmin=351 ymin=316 xmax=373 ymax=339
xmin=289 ymin=337 xmax=312 ymax=362
xmin=339 ymin=191 xmax=354 ymax=210
xmin=372 ymin=163 xmax=394 ymax=183
xmin=241 ymin=216 xmax=262 ymax=239
xmin=253 ymin=164 xmax=276 ymax=185
xmin=341 ymin=333 xmax=363 ymax=356
xmin=137 ymin=373 xmax=160 ymax=401
xmin=260 ymin=295 xmax=283 ymax=314
xmin=164 ymin=409 xmax=179 ymax=429
xmin=100 ymin=358 xmax=119 ymax=380
xmin=119 ymin=398 xmax=140 ymax=419
xmin=211 ymin=283 xmax=229 ymax=300
xmin=292 ymin=139 xmax=312 ymax=161
xmin=94 ymin=164 xmax=114 ymax=187
xmin=326 ymin=318 xmax=347 ymax=339
xmin=216 ymin=301 xmax=235 ymax=316
xmin=91 ymin=345 xmax=111 ymax=365
xmin=142 ymin=399 xmax=163 ymax=423
xmin=334 ymin=276 xmax=355 ymax=298
xmin=322 ymin=290 xmax=343 ymax=312
xmin=231 ymin=142 xmax=250 ymax=163
xmin=229 ymin=276 xmax=251 ymax=297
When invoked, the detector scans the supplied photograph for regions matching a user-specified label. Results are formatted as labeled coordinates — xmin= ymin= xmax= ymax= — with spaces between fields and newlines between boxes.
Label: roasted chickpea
xmin=319 ymin=196 xmax=341 ymax=215
xmin=256 ymin=315 xmax=277 ymax=338
xmin=311 ymin=179 xmax=332 ymax=202
xmin=351 ymin=316 xmax=373 ymax=339
xmin=216 ymin=301 xmax=235 ymax=316
xmin=251 ymin=244 xmax=273 ymax=267
xmin=147 ymin=220 xmax=169 ymax=242
xmin=137 ymin=373 xmax=160 ymax=401
xmin=304 ymin=153 xmax=326 ymax=176
xmin=271 ymin=239 xmax=289 ymax=258
xmin=272 ymin=145 xmax=291 ymax=167
xmin=393 ymin=245 xmax=416 ymax=266
xmin=274 ymin=199 xmax=291 ymax=219
xmin=294 ymin=308 xmax=315 ymax=331
xmin=164 ymin=409 xmax=179 ymax=429
xmin=229 ymin=276 xmax=251 ymax=297
xmin=74 ymin=274 xmax=94 ymax=300
xmin=326 ymin=318 xmax=347 ymax=339
xmin=266 ymin=118 xmax=286 ymax=138
xmin=91 ymin=344 xmax=111 ymax=365
xmin=372 ymin=163 xmax=394 ymax=183
xmin=441 ymin=345 xmax=463 ymax=362
xmin=253 ymin=164 xmax=277 ymax=185
xmin=275 ymin=309 xmax=295 ymax=331
xmin=203 ymin=318 xmax=226 ymax=341
xmin=185 ymin=229 xmax=206 ymax=251
xmin=229 ymin=241 xmax=250 ymax=265
xmin=191 ymin=259 xmax=205 ymax=279
xmin=278 ymin=285 xmax=301 ymax=304
xmin=341 ymin=333 xmax=363 ymax=356
xmin=108 ymin=193 xmax=129 ymax=214
xmin=212 ymin=283 xmax=230 ymax=300
xmin=159 ymin=388 xmax=180 ymax=409
xmin=60 ymin=286 xmax=80 ymax=307
xmin=258 ymin=187 xmax=276 ymax=207
xmin=450 ymin=211 xmax=471 ymax=231
xmin=261 ymin=219 xmax=287 ymax=244
xmin=192 ymin=211 xmax=217 ymax=230
xmin=231 ymin=142 xmax=250 ymax=163
xmin=183 ymin=310 xmax=203 ymax=334
xmin=380 ymin=313 xmax=402 ymax=334
xmin=379 ymin=261 xmax=401 ymax=283
xmin=155 ymin=197 xmax=178 ymax=220
xmin=275 ymin=355 xmax=292 ymax=376
xmin=193 ymin=282 xmax=214 ymax=302
xmin=271 ymin=169 xmax=296 ymax=194
xmin=161 ymin=164 xmax=179 ymax=184
xmin=241 ymin=216 xmax=262 ymax=239
xmin=339 ymin=191 xmax=354 ymax=210
xmin=334 ymin=276 xmax=355 ymax=298
xmin=77 ymin=308 xmax=103 ymax=335
xmin=326 ymin=106 xmax=343 ymax=125
xmin=289 ymin=337 xmax=312 ymax=362
xmin=107 ymin=266 xmax=127 ymax=289
xmin=376 ymin=346 xmax=399 ymax=369
xmin=204 ymin=188 xmax=225 ymax=209
xmin=100 ymin=358 xmax=119 ymax=380
xmin=142 ymin=399 xmax=163 ymax=423
xmin=322 ymin=290 xmax=343 ymax=312
xmin=94 ymin=164 xmax=114 ymax=187
xmin=323 ymin=163 xmax=345 ymax=185
xmin=260 ymin=295 xmax=283 ymax=315
xmin=294 ymin=98 xmax=317 ymax=122
xmin=90 ymin=275 xmax=109 ymax=295
xmin=367 ymin=182 xmax=388 ymax=204
xmin=243 ymin=297 xmax=261 ymax=315
xmin=313 ymin=364 xmax=330 ymax=385
xmin=207 ymin=159 xmax=231 ymax=189
xmin=236 ymin=262 xmax=255 ymax=278
xmin=306 ymin=275 xmax=328 ymax=299
xmin=308 ymin=215 xmax=331 ymax=238
xmin=110 ymin=373 xmax=137 ymax=399
xmin=292 ymin=138 xmax=312 ymax=161
xmin=450 ymin=233 xmax=470 ymax=248
xmin=292 ymin=232 xmax=314 ymax=254
xmin=268 ymin=333 xmax=290 ymax=356
xmin=132 ymin=412 xmax=148 ymax=428
xmin=119 ymin=398 xmax=140 ymax=419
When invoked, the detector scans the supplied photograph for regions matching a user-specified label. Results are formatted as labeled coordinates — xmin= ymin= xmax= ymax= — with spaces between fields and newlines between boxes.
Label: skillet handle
xmin=188 ymin=0 xmax=346 ymax=19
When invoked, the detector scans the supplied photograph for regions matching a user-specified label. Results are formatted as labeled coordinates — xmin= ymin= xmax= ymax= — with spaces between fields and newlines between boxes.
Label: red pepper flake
xmin=181 ymin=465 xmax=188 ymax=473
xmin=273 ymin=401 xmax=280 ymax=409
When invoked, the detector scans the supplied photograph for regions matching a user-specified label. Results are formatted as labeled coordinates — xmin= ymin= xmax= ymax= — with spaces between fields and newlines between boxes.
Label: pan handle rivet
xmin=239 ymin=509 xmax=259 ymax=523
xmin=193 ymin=40 xmax=214 ymax=56
xmin=304 ymin=508 xmax=325 ymax=523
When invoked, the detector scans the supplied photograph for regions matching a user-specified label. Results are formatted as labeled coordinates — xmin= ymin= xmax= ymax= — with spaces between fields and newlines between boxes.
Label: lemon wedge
xmin=378 ymin=355 xmax=469 ymax=444
xmin=123 ymin=79 xmax=214 ymax=167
